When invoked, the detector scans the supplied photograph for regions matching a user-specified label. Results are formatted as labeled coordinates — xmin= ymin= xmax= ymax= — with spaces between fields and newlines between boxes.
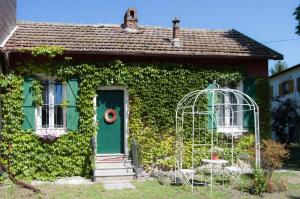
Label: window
xmin=297 ymin=77 xmax=300 ymax=92
xmin=216 ymin=85 xmax=241 ymax=129
xmin=279 ymin=80 xmax=294 ymax=96
xmin=36 ymin=78 xmax=66 ymax=134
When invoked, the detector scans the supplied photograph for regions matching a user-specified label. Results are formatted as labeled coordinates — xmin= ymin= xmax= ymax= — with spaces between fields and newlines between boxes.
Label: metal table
xmin=202 ymin=159 xmax=229 ymax=191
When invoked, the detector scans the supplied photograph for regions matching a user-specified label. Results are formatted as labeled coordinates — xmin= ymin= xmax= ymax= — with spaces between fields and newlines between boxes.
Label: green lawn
xmin=1 ymin=170 xmax=300 ymax=199
xmin=2 ymin=147 xmax=299 ymax=199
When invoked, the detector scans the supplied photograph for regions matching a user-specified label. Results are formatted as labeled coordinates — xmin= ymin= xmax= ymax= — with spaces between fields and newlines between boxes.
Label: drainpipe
xmin=3 ymin=51 xmax=10 ymax=74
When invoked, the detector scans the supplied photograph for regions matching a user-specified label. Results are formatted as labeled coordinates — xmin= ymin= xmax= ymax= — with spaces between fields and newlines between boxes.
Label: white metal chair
xmin=225 ymin=153 xmax=252 ymax=186
xmin=176 ymin=160 xmax=195 ymax=186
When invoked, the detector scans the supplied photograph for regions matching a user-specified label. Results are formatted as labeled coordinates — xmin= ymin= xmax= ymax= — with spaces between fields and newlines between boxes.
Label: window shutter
xmin=279 ymin=83 xmax=284 ymax=96
xmin=288 ymin=80 xmax=294 ymax=94
xmin=243 ymin=78 xmax=255 ymax=130
xmin=22 ymin=77 xmax=35 ymax=130
xmin=66 ymin=78 xmax=79 ymax=131
xmin=269 ymin=86 xmax=273 ymax=100
xmin=207 ymin=83 xmax=217 ymax=129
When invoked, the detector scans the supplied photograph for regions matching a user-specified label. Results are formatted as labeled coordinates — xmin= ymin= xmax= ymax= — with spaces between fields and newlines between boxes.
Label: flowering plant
xmin=37 ymin=132 xmax=61 ymax=143
xmin=209 ymin=146 xmax=224 ymax=155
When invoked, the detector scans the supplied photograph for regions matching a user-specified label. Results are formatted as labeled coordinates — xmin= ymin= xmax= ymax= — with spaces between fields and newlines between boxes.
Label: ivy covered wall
xmin=0 ymin=47 xmax=270 ymax=180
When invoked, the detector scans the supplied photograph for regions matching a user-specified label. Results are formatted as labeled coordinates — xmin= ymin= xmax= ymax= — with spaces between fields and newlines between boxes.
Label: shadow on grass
xmin=288 ymin=196 xmax=300 ymax=199
xmin=170 ymin=180 xmax=206 ymax=187
xmin=283 ymin=147 xmax=300 ymax=171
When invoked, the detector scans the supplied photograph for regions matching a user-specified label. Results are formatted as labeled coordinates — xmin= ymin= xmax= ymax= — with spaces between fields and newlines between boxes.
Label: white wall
xmin=270 ymin=67 xmax=300 ymax=141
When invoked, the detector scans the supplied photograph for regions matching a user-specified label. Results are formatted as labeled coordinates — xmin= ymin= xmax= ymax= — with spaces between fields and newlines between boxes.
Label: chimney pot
xmin=123 ymin=8 xmax=138 ymax=32
xmin=172 ymin=17 xmax=182 ymax=47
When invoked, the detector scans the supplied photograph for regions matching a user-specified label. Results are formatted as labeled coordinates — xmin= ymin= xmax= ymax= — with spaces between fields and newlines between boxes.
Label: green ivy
xmin=31 ymin=79 xmax=43 ymax=106
xmin=0 ymin=46 xmax=270 ymax=179
xmin=21 ymin=45 xmax=64 ymax=58
xmin=0 ymin=73 xmax=24 ymax=177
xmin=255 ymin=78 xmax=271 ymax=139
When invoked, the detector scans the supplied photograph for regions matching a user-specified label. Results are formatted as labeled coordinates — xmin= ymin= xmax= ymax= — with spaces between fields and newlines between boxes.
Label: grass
xmin=2 ymin=146 xmax=300 ymax=199
xmin=0 ymin=180 xmax=236 ymax=199
xmin=1 ymin=171 xmax=300 ymax=199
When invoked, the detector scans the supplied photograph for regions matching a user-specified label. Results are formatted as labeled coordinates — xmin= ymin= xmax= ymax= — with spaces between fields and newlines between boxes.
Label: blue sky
xmin=17 ymin=0 xmax=300 ymax=69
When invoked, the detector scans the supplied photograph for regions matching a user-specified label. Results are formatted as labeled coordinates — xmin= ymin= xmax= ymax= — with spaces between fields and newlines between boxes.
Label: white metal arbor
xmin=175 ymin=82 xmax=260 ymax=191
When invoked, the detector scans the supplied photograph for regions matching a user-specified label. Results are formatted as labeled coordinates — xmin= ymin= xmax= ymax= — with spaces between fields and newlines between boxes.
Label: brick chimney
xmin=172 ymin=17 xmax=182 ymax=47
xmin=123 ymin=8 xmax=138 ymax=32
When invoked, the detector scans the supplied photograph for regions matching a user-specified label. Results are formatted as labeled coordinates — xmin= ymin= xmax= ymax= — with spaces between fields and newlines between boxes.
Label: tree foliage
xmin=271 ymin=99 xmax=299 ymax=143
xmin=270 ymin=61 xmax=288 ymax=75
xmin=294 ymin=4 xmax=300 ymax=35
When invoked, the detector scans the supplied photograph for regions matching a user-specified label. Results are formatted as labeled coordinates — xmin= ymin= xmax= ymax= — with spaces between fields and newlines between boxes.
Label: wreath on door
xmin=104 ymin=108 xmax=117 ymax=124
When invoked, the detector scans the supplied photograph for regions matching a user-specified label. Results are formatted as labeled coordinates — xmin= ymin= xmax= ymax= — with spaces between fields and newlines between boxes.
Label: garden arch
xmin=175 ymin=82 xmax=260 ymax=190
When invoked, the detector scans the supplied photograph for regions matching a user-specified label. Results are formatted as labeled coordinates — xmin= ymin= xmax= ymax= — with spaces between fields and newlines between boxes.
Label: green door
xmin=96 ymin=90 xmax=124 ymax=154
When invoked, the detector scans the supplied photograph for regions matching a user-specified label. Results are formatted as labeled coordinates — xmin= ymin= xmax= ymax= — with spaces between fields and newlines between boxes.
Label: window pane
xmin=54 ymin=80 xmax=63 ymax=105
xmin=54 ymin=80 xmax=64 ymax=128
xmin=217 ymin=94 xmax=225 ymax=126
xmin=41 ymin=81 xmax=49 ymax=128
xmin=54 ymin=105 xmax=63 ymax=128
xmin=42 ymin=105 xmax=49 ymax=128
xmin=230 ymin=93 xmax=237 ymax=126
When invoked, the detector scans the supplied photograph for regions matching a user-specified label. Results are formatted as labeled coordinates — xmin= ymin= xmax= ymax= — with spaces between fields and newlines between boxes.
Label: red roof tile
xmin=3 ymin=21 xmax=283 ymax=60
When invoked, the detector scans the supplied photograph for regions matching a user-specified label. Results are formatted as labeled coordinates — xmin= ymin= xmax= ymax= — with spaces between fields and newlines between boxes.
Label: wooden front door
xmin=96 ymin=90 xmax=124 ymax=154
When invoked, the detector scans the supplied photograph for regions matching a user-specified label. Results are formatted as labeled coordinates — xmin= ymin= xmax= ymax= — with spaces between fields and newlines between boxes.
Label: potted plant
xmin=209 ymin=146 xmax=224 ymax=160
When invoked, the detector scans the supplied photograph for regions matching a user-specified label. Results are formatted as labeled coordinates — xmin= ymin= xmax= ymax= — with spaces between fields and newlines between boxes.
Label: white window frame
xmin=216 ymin=81 xmax=245 ymax=133
xmin=35 ymin=76 xmax=67 ymax=136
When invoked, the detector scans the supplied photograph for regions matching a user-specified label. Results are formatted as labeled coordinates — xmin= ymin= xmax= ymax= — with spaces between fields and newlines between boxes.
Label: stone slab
xmin=103 ymin=182 xmax=135 ymax=190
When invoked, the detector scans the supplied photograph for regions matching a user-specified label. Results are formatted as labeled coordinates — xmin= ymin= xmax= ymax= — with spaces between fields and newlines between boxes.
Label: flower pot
xmin=211 ymin=153 xmax=218 ymax=160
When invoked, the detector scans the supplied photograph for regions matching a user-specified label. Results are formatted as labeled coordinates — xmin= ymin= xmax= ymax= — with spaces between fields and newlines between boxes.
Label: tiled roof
xmin=269 ymin=64 xmax=300 ymax=78
xmin=2 ymin=21 xmax=283 ymax=59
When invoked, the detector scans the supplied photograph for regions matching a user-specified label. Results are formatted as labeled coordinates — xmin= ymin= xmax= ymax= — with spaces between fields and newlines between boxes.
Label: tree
xmin=271 ymin=99 xmax=299 ymax=143
xmin=294 ymin=4 xmax=300 ymax=36
xmin=270 ymin=61 xmax=288 ymax=75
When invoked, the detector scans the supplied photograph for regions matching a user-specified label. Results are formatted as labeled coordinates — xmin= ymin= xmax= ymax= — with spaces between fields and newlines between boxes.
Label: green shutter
xmin=66 ymin=78 xmax=79 ymax=131
xmin=22 ymin=77 xmax=35 ymax=130
xmin=207 ymin=83 xmax=217 ymax=130
xmin=243 ymin=78 xmax=256 ymax=130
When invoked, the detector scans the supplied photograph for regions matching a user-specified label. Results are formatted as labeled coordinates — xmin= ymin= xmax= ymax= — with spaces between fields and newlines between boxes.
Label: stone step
xmin=95 ymin=161 xmax=132 ymax=167
xmin=94 ymin=154 xmax=135 ymax=183
xmin=96 ymin=159 xmax=132 ymax=163
xmin=94 ymin=168 xmax=134 ymax=176
xmin=95 ymin=163 xmax=134 ymax=170
xmin=96 ymin=154 xmax=125 ymax=162
xmin=95 ymin=175 xmax=135 ymax=182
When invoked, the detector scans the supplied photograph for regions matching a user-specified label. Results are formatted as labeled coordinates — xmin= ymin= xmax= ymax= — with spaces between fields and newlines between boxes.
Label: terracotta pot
xmin=211 ymin=153 xmax=218 ymax=160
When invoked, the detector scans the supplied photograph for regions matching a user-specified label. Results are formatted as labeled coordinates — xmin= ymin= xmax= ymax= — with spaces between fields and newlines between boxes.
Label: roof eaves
xmin=231 ymin=29 xmax=284 ymax=60
xmin=269 ymin=64 xmax=300 ymax=79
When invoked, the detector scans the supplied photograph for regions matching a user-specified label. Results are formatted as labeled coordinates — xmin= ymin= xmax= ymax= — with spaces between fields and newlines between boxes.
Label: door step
xmin=94 ymin=154 xmax=135 ymax=183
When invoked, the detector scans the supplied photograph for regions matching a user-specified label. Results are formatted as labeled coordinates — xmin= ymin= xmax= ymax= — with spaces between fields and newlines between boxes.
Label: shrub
xmin=235 ymin=134 xmax=255 ymax=156
xmin=278 ymin=178 xmax=288 ymax=192
xmin=250 ymin=167 xmax=268 ymax=195
xmin=261 ymin=139 xmax=289 ymax=174
xmin=266 ymin=179 xmax=275 ymax=193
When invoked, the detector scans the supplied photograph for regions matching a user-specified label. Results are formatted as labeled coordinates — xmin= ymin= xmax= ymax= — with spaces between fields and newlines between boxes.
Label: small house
xmin=0 ymin=1 xmax=282 ymax=181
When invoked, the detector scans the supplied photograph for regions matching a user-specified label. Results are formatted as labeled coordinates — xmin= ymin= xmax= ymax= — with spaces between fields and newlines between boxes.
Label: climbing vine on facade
xmin=0 ymin=46 xmax=270 ymax=180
